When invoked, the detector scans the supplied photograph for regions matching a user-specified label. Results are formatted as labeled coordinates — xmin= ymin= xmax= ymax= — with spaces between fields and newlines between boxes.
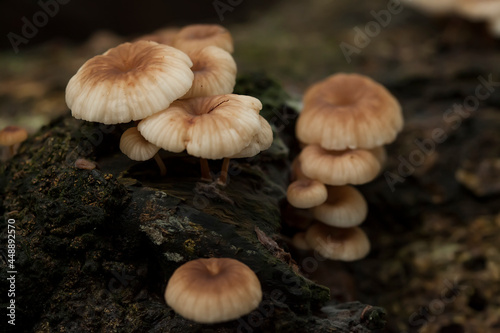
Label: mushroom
xmin=296 ymin=73 xmax=403 ymax=150
xmin=311 ymin=185 xmax=368 ymax=228
xmin=218 ymin=115 xmax=273 ymax=184
xmin=0 ymin=125 xmax=28 ymax=157
xmin=181 ymin=46 xmax=237 ymax=99
xmin=173 ymin=24 xmax=234 ymax=54
xmin=137 ymin=94 xmax=262 ymax=181
xmin=164 ymin=258 xmax=262 ymax=324
xmin=66 ymin=40 xmax=194 ymax=124
xmin=305 ymin=223 xmax=370 ymax=261
xmin=119 ymin=127 xmax=166 ymax=176
xmin=286 ymin=179 xmax=328 ymax=209
xmin=298 ymin=144 xmax=387 ymax=186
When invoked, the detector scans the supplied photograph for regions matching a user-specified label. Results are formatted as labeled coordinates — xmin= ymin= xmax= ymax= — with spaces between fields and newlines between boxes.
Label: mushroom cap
xmin=173 ymin=24 xmax=234 ymax=54
xmin=286 ymin=179 xmax=328 ymax=209
xmin=296 ymin=73 xmax=403 ymax=150
xmin=134 ymin=27 xmax=180 ymax=45
xmin=0 ymin=126 xmax=28 ymax=146
xmin=299 ymin=144 xmax=386 ymax=186
xmin=311 ymin=185 xmax=367 ymax=228
xmin=66 ymin=40 xmax=194 ymax=124
xmin=165 ymin=258 xmax=262 ymax=323
xmin=182 ymin=46 xmax=237 ymax=99
xmin=305 ymin=223 xmax=371 ymax=261
xmin=119 ymin=127 xmax=160 ymax=161
xmin=229 ymin=115 xmax=273 ymax=158
xmin=138 ymin=94 xmax=262 ymax=159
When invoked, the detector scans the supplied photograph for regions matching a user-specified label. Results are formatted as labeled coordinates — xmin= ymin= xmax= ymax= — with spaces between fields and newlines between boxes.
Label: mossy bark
xmin=0 ymin=75 xmax=384 ymax=333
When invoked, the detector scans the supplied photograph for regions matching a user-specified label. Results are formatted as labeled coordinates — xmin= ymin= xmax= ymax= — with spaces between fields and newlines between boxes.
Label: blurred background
xmin=2 ymin=1 xmax=500 ymax=332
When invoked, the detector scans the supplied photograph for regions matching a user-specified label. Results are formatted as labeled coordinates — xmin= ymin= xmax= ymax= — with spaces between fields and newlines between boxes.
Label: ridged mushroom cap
xmin=296 ymin=73 xmax=403 ymax=150
xmin=164 ymin=258 xmax=262 ymax=323
xmin=299 ymin=145 xmax=386 ymax=185
xmin=291 ymin=232 xmax=312 ymax=251
xmin=305 ymin=223 xmax=371 ymax=261
xmin=138 ymin=94 xmax=262 ymax=159
xmin=0 ymin=126 xmax=28 ymax=146
xmin=182 ymin=46 xmax=237 ymax=99
xmin=66 ymin=40 xmax=194 ymax=124
xmin=230 ymin=116 xmax=273 ymax=158
xmin=311 ymin=185 xmax=368 ymax=228
xmin=173 ymin=24 xmax=234 ymax=53
xmin=119 ymin=127 xmax=160 ymax=161
xmin=286 ymin=179 xmax=328 ymax=209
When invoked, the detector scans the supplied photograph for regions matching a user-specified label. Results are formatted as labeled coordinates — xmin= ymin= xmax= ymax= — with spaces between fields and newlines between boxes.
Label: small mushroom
xmin=66 ymin=40 xmax=194 ymax=124
xmin=305 ymin=223 xmax=371 ymax=261
xmin=298 ymin=144 xmax=386 ymax=186
xmin=173 ymin=24 xmax=234 ymax=54
xmin=119 ymin=127 xmax=166 ymax=176
xmin=0 ymin=126 xmax=28 ymax=157
xmin=311 ymin=185 xmax=368 ymax=228
xmin=296 ymin=73 xmax=403 ymax=150
xmin=164 ymin=258 xmax=262 ymax=324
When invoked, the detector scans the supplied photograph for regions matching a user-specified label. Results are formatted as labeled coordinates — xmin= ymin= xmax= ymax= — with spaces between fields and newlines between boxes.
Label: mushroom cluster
xmin=402 ymin=0 xmax=500 ymax=37
xmin=66 ymin=24 xmax=272 ymax=184
xmin=286 ymin=73 xmax=403 ymax=261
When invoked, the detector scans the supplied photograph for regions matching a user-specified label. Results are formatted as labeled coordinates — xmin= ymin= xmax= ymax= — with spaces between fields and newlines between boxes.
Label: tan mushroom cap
xmin=305 ymin=223 xmax=370 ymax=261
xmin=66 ymin=40 xmax=194 ymax=124
xmin=299 ymin=144 xmax=386 ymax=186
xmin=182 ymin=46 xmax=237 ymax=99
xmin=173 ymin=24 xmax=234 ymax=54
xmin=119 ymin=127 xmax=160 ymax=161
xmin=165 ymin=258 xmax=262 ymax=324
xmin=0 ymin=126 xmax=28 ymax=146
xmin=230 ymin=116 xmax=273 ymax=158
xmin=138 ymin=94 xmax=262 ymax=159
xmin=134 ymin=27 xmax=179 ymax=45
xmin=297 ymin=73 xmax=403 ymax=150
xmin=311 ymin=185 xmax=367 ymax=228
xmin=287 ymin=179 xmax=328 ymax=209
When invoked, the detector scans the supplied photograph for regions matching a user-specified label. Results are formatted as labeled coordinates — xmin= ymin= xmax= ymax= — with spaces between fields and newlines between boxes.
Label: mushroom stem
xmin=218 ymin=158 xmax=231 ymax=185
xmin=153 ymin=153 xmax=167 ymax=176
xmin=200 ymin=158 xmax=211 ymax=181
xmin=8 ymin=145 xmax=15 ymax=157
